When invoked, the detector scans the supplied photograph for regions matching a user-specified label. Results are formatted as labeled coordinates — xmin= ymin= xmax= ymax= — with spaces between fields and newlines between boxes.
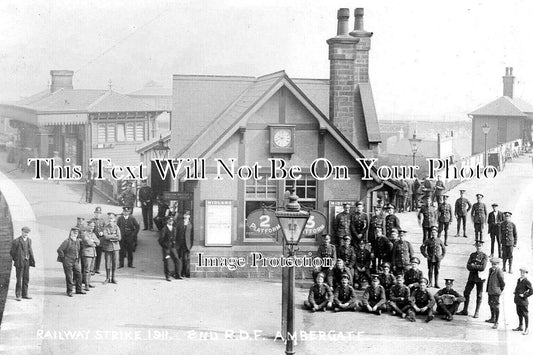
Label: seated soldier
xmin=358 ymin=275 xmax=387 ymax=315
xmin=379 ymin=262 xmax=396 ymax=298
xmin=353 ymin=239 xmax=371 ymax=289
xmin=329 ymin=259 xmax=353 ymax=289
xmin=304 ymin=272 xmax=333 ymax=312
xmin=337 ymin=235 xmax=356 ymax=276
xmin=315 ymin=234 xmax=337 ymax=281
xmin=406 ymin=277 xmax=435 ymax=322
xmin=404 ymin=257 xmax=423 ymax=291
xmin=374 ymin=227 xmax=394 ymax=267
xmin=333 ymin=274 xmax=357 ymax=312
xmin=389 ymin=274 xmax=411 ymax=318
xmin=434 ymin=278 xmax=465 ymax=321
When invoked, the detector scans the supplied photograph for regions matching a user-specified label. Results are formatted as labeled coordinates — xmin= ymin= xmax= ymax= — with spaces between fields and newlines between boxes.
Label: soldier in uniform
xmin=391 ymin=230 xmax=414 ymax=276
xmin=101 ymin=212 xmax=121 ymax=284
xmin=332 ymin=203 xmax=352 ymax=247
xmin=420 ymin=226 xmax=446 ymax=288
xmin=406 ymin=277 xmax=435 ymax=322
xmin=471 ymin=193 xmax=487 ymax=242
xmin=454 ymin=189 xmax=472 ymax=238
xmin=119 ymin=183 xmax=136 ymax=215
xmin=417 ymin=196 xmax=438 ymax=243
xmin=80 ymin=222 xmax=100 ymax=291
xmin=333 ymin=274 xmax=357 ymax=312
xmin=378 ymin=262 xmax=396 ymax=298
xmin=304 ymin=272 xmax=333 ymax=312
xmin=337 ymin=235 xmax=356 ymax=277
xmin=412 ymin=176 xmax=421 ymax=210
xmin=486 ymin=257 xmax=505 ymax=329
xmin=90 ymin=206 xmax=106 ymax=275
xmin=421 ymin=176 xmax=434 ymax=200
xmin=368 ymin=205 xmax=386 ymax=269
xmin=513 ymin=267 xmax=532 ymax=335
xmin=404 ymin=257 xmax=423 ymax=291
xmin=138 ymin=180 xmax=154 ymax=231
xmin=359 ymin=275 xmax=387 ymax=315
xmin=437 ymin=194 xmax=453 ymax=246
xmin=389 ymin=274 xmax=410 ymax=318
xmin=350 ymin=201 xmax=368 ymax=245
xmin=434 ymin=278 xmax=465 ymax=321
xmin=433 ymin=175 xmax=445 ymax=204
xmin=315 ymin=234 xmax=337 ymax=282
xmin=353 ymin=239 xmax=371 ymax=289
xmin=384 ymin=204 xmax=401 ymax=240
xmin=398 ymin=179 xmax=408 ymax=212
xmin=329 ymin=258 xmax=353 ymax=289
xmin=500 ymin=212 xmax=518 ymax=273
xmin=374 ymin=227 xmax=393 ymax=272
xmin=458 ymin=241 xmax=487 ymax=318
xmin=117 ymin=206 xmax=140 ymax=268
xmin=487 ymin=203 xmax=504 ymax=258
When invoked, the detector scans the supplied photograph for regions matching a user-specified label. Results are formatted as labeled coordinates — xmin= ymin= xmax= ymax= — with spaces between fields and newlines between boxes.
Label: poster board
xmin=204 ymin=200 xmax=233 ymax=246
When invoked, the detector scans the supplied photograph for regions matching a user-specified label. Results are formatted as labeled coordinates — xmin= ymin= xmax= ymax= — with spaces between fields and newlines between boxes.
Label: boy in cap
xmin=404 ymin=257 xmax=423 ymax=291
xmin=391 ymin=230 xmax=414 ymax=276
xmin=471 ymin=194 xmax=487 ymax=242
xmin=333 ymin=203 xmax=352 ymax=247
xmin=434 ymin=278 xmax=465 ymax=321
xmin=359 ymin=275 xmax=387 ymax=315
xmin=333 ymin=274 xmax=357 ymax=312
xmin=513 ymin=267 xmax=532 ymax=335
xmin=458 ymin=241 xmax=488 ymax=318
xmin=420 ymin=226 xmax=446 ymax=288
xmin=304 ymin=272 xmax=333 ymax=312
xmin=437 ymin=194 xmax=453 ymax=246
xmin=350 ymin=201 xmax=368 ymax=245
xmin=389 ymin=274 xmax=410 ymax=318
xmin=487 ymin=203 xmax=504 ymax=258
xmin=454 ymin=189 xmax=471 ymax=238
xmin=486 ymin=257 xmax=505 ymax=329
xmin=10 ymin=227 xmax=36 ymax=301
xmin=407 ymin=277 xmax=435 ymax=322
xmin=500 ymin=212 xmax=517 ymax=273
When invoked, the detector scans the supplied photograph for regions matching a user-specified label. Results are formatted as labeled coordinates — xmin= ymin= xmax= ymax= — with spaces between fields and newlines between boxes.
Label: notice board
xmin=205 ymin=200 xmax=233 ymax=246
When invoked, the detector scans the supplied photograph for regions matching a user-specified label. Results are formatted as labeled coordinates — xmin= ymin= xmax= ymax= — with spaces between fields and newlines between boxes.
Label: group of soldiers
xmin=394 ymin=175 xmax=446 ymax=213
xmin=307 ymin=187 xmax=530 ymax=332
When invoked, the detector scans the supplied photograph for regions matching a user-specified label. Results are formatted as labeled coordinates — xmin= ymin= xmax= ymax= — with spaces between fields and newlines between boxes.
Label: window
xmin=245 ymin=174 xmax=277 ymax=240
xmin=94 ymin=121 xmax=147 ymax=143
xmin=285 ymin=175 xmax=316 ymax=210
xmin=116 ymin=123 xmax=125 ymax=142
xmin=97 ymin=124 xmax=106 ymax=143
xmin=106 ymin=124 xmax=115 ymax=142
xmin=126 ymin=123 xmax=135 ymax=141
xmin=135 ymin=122 xmax=144 ymax=141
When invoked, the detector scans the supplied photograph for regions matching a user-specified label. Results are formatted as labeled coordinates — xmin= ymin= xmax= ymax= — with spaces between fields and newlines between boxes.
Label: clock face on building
xmin=273 ymin=129 xmax=292 ymax=147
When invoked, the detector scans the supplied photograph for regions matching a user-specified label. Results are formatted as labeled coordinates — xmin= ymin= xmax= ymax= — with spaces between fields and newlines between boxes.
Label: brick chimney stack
xmin=327 ymin=8 xmax=359 ymax=143
xmin=503 ymin=67 xmax=514 ymax=98
xmin=50 ymin=70 xmax=74 ymax=93
xmin=349 ymin=8 xmax=373 ymax=83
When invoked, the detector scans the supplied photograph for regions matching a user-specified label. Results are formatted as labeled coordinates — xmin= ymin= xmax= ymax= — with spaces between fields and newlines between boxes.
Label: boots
xmin=502 ymin=259 xmax=507 ymax=272
xmin=458 ymin=299 xmax=469 ymax=316
xmin=473 ymin=301 xmax=481 ymax=318
xmin=111 ymin=270 xmax=118 ymax=284
xmin=485 ymin=308 xmax=495 ymax=323
xmin=509 ymin=259 xmax=513 ymax=274
xmin=104 ymin=269 xmax=111 ymax=283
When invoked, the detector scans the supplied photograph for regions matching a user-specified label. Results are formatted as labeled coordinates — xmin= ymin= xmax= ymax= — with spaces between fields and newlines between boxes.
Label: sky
xmin=1 ymin=0 xmax=533 ymax=121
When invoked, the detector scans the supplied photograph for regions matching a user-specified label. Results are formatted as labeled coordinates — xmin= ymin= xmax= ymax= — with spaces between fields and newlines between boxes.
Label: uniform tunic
xmin=454 ymin=197 xmax=472 ymax=216
xmin=438 ymin=203 xmax=453 ymax=223
xmin=418 ymin=205 xmax=438 ymax=227
xmin=101 ymin=224 xmax=121 ymax=252
xmin=420 ymin=237 xmax=446 ymax=262
xmin=317 ymin=243 xmax=337 ymax=264
xmin=375 ymin=236 xmax=393 ymax=262
xmin=369 ymin=213 xmax=386 ymax=245
xmin=391 ymin=240 xmax=414 ymax=270
xmin=390 ymin=284 xmax=410 ymax=306
xmin=471 ymin=202 xmax=487 ymax=224
xmin=466 ymin=251 xmax=488 ymax=282
xmin=385 ymin=214 xmax=401 ymax=239
xmin=350 ymin=212 xmax=368 ymax=243
xmin=334 ymin=284 xmax=357 ymax=304
xmin=500 ymin=221 xmax=517 ymax=259
xmin=404 ymin=268 xmax=423 ymax=288
xmin=410 ymin=289 xmax=435 ymax=309
xmin=333 ymin=211 xmax=352 ymax=241
xmin=362 ymin=285 xmax=387 ymax=307
xmin=337 ymin=245 xmax=356 ymax=269
xmin=308 ymin=283 xmax=333 ymax=305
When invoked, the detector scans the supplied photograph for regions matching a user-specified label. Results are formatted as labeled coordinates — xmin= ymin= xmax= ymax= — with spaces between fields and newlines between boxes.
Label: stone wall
xmin=0 ymin=190 xmax=13 ymax=325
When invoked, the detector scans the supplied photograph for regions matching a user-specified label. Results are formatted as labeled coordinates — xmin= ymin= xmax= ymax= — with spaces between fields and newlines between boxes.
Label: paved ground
xmin=0 ymin=152 xmax=531 ymax=355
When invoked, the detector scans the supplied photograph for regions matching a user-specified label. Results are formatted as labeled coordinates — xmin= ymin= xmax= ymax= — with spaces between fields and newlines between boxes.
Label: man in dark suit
xmin=138 ymin=181 xmax=154 ymax=231
xmin=10 ymin=226 xmax=35 ymax=301
xmin=487 ymin=203 xmax=504 ymax=258
xmin=57 ymin=227 xmax=84 ymax=297
xmin=117 ymin=206 xmax=140 ymax=268
xmin=85 ymin=165 xmax=97 ymax=203
xmin=486 ymin=257 xmax=505 ymax=329
xmin=158 ymin=217 xmax=182 ymax=281
xmin=176 ymin=211 xmax=193 ymax=278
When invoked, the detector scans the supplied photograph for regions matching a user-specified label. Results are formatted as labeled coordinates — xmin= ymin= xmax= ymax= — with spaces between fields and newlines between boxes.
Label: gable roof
xmin=173 ymin=70 xmax=394 ymax=187
xmin=469 ymin=96 xmax=530 ymax=117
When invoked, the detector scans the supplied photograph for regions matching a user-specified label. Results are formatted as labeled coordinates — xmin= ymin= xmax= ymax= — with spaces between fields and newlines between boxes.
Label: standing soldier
xmin=433 ymin=175 xmax=445 ymax=204
xmin=421 ymin=176 xmax=434 ymax=201
xmin=434 ymin=279 xmax=465 ymax=321
xmin=117 ymin=207 xmax=140 ymax=269
xmin=412 ymin=176 xmax=421 ymax=210
xmin=374 ymin=227 xmax=393 ymax=271
xmin=10 ymin=227 xmax=35 ymax=301
xmin=158 ymin=217 xmax=182 ymax=281
xmin=90 ymin=206 xmax=106 ymax=275
xmin=471 ymin=194 xmax=488 ymax=242
xmin=486 ymin=257 xmax=505 ymax=329
xmin=418 ymin=196 xmax=438 ymax=243
xmin=384 ymin=204 xmax=401 ymax=240
xmin=337 ymin=235 xmax=356 ymax=277
xmin=368 ymin=205 xmax=386 ymax=258
xmin=315 ymin=234 xmax=337 ymax=283
xmin=500 ymin=212 xmax=518 ymax=273
xmin=513 ymin=267 xmax=532 ymax=335
xmin=420 ymin=226 xmax=446 ymax=288
xmin=391 ymin=230 xmax=415 ymax=276
xmin=138 ymin=181 xmax=154 ymax=231
xmin=332 ymin=203 xmax=352 ymax=247
xmin=398 ymin=179 xmax=408 ymax=213
xmin=81 ymin=223 xmax=100 ymax=291
xmin=353 ymin=239 xmax=371 ymax=289
xmin=487 ymin=203 xmax=504 ymax=258
xmin=119 ymin=183 xmax=136 ymax=215
xmin=437 ymin=195 xmax=453 ymax=246
xmin=350 ymin=202 xmax=368 ymax=245
xmin=454 ymin=189 xmax=472 ymax=238
xmin=85 ymin=164 xmax=97 ymax=203
xmin=101 ymin=212 xmax=121 ymax=284
xmin=458 ymin=241 xmax=488 ymax=318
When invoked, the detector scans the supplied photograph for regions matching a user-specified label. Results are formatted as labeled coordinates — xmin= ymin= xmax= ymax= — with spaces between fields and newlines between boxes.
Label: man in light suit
xmin=10 ymin=226 xmax=35 ymax=301
xmin=176 ymin=211 xmax=193 ymax=278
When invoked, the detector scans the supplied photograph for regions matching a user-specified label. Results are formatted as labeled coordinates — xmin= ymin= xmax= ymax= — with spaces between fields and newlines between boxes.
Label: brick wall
xmin=0 ymin=191 xmax=13 ymax=325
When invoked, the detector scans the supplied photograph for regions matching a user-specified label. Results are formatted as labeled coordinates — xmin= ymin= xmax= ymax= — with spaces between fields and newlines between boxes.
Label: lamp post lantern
xmin=276 ymin=186 xmax=310 ymax=355
xmin=482 ymin=123 xmax=490 ymax=166
xmin=152 ymin=135 xmax=170 ymax=160
xmin=408 ymin=132 xmax=422 ymax=166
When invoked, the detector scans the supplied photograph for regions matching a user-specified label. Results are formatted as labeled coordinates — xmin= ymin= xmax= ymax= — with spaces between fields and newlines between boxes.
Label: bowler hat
xmin=490 ymin=257 xmax=501 ymax=264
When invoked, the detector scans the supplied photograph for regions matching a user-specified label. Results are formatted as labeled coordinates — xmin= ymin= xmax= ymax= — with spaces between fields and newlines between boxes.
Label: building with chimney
xmin=142 ymin=8 xmax=400 ymax=278
xmin=469 ymin=67 xmax=533 ymax=154
xmin=0 ymin=70 xmax=163 ymax=200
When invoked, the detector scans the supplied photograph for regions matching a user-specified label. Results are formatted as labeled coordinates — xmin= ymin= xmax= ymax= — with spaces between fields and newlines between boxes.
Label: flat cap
xmin=21 ymin=226 xmax=31 ymax=232
xmin=520 ymin=267 xmax=529 ymax=273
xmin=504 ymin=211 xmax=512 ymax=216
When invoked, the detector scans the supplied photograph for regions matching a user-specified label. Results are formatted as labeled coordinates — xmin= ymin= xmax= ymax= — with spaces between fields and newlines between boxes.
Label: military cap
xmin=374 ymin=205 xmax=382 ymax=209
xmin=430 ymin=226 xmax=439 ymax=232
xmin=490 ymin=257 xmax=501 ymax=264
xmin=77 ymin=217 xmax=85 ymax=222
xmin=70 ymin=227 xmax=80 ymax=232
xmin=342 ymin=202 xmax=350 ymax=207
xmin=519 ymin=267 xmax=529 ymax=273
xmin=419 ymin=277 xmax=429 ymax=285
xmin=94 ymin=206 xmax=102 ymax=213
xmin=381 ymin=262 xmax=391 ymax=269
xmin=442 ymin=194 xmax=449 ymax=198
xmin=390 ymin=228 xmax=399 ymax=234
xmin=491 ymin=203 xmax=498 ymax=207
xmin=315 ymin=272 xmax=326 ymax=280
xmin=183 ymin=210 xmax=191 ymax=217
xmin=410 ymin=257 xmax=421 ymax=265
xmin=398 ymin=229 xmax=408 ymax=234
xmin=395 ymin=274 xmax=404 ymax=280
xmin=340 ymin=274 xmax=350 ymax=280
xmin=474 ymin=240 xmax=484 ymax=246
xmin=370 ymin=274 xmax=380 ymax=281
xmin=343 ymin=235 xmax=352 ymax=240
xmin=504 ymin=211 xmax=512 ymax=216
xmin=355 ymin=201 xmax=364 ymax=207
xmin=107 ymin=212 xmax=117 ymax=217
xmin=445 ymin=278 xmax=454 ymax=284
xmin=375 ymin=225 xmax=383 ymax=231
xmin=21 ymin=226 xmax=31 ymax=232
xmin=386 ymin=204 xmax=395 ymax=210
xmin=122 ymin=206 xmax=131 ymax=212
xmin=476 ymin=193 xmax=484 ymax=198
xmin=459 ymin=189 xmax=466 ymax=193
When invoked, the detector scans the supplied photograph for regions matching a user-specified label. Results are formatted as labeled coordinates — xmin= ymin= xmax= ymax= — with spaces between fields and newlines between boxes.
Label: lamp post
xmin=408 ymin=132 xmax=422 ymax=166
xmin=276 ymin=187 xmax=310 ymax=355
xmin=152 ymin=134 xmax=170 ymax=159
xmin=482 ymin=123 xmax=490 ymax=166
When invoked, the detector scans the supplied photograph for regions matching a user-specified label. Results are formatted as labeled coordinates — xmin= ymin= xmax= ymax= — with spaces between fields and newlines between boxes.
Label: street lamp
xmin=408 ymin=132 xmax=422 ymax=166
xmin=482 ymin=123 xmax=490 ymax=166
xmin=152 ymin=135 xmax=170 ymax=159
xmin=276 ymin=186 xmax=310 ymax=355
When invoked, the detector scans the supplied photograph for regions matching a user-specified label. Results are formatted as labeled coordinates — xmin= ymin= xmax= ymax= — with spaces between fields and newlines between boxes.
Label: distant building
xmin=128 ymin=81 xmax=172 ymax=133
xmin=469 ymin=67 xmax=533 ymax=154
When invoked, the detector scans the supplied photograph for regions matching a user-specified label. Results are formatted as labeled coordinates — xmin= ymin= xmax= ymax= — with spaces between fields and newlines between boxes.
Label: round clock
xmin=273 ymin=129 xmax=292 ymax=147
